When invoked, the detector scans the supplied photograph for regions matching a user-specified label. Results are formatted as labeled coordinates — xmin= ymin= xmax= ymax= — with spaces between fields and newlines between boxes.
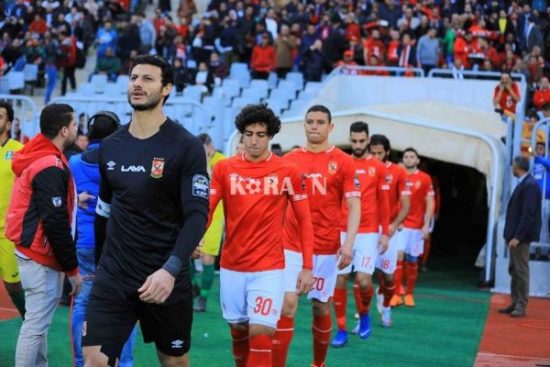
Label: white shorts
xmin=283 ymin=249 xmax=302 ymax=293
xmin=283 ymin=250 xmax=338 ymax=303
xmin=376 ymin=232 xmax=398 ymax=274
xmin=337 ymin=232 xmax=379 ymax=275
xmin=402 ymin=228 xmax=424 ymax=257
xmin=220 ymin=268 xmax=284 ymax=328
xmin=393 ymin=229 xmax=407 ymax=253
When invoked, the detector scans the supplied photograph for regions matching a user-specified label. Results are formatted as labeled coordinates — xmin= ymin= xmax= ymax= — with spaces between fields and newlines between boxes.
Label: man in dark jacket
xmin=5 ymin=103 xmax=82 ymax=366
xmin=501 ymin=156 xmax=542 ymax=317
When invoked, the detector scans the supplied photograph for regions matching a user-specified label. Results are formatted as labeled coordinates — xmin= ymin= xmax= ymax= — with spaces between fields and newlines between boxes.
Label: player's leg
xmin=195 ymin=210 xmax=223 ymax=312
xmin=331 ymin=232 xmax=352 ymax=347
xmin=273 ymin=250 xmax=301 ymax=367
xmin=391 ymin=229 xmax=407 ymax=307
xmin=220 ymin=268 xmax=250 ymax=366
xmin=352 ymin=233 xmax=378 ymax=340
xmin=375 ymin=236 xmax=398 ymax=327
xmin=82 ymin=270 xmax=138 ymax=367
xmin=157 ymin=350 xmax=190 ymax=367
xmin=15 ymin=256 xmax=64 ymax=366
xmin=0 ymin=239 xmax=25 ymax=318
xmin=246 ymin=269 xmax=284 ymax=367
xmin=404 ymin=230 xmax=424 ymax=307
xmin=308 ymin=254 xmax=338 ymax=367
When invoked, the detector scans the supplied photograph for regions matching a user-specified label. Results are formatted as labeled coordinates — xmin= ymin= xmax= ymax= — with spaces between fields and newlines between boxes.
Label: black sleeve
xmin=32 ymin=166 xmax=78 ymax=272
xmin=94 ymin=145 xmax=113 ymax=265
xmin=163 ymin=138 xmax=209 ymax=276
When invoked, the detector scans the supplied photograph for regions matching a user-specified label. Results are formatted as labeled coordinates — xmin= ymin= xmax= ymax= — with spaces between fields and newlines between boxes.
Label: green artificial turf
xmin=0 ymin=257 xmax=489 ymax=366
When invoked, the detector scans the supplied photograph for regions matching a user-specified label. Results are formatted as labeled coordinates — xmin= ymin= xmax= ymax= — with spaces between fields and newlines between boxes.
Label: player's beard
xmin=128 ymin=88 xmax=163 ymax=111
xmin=352 ymin=147 xmax=368 ymax=158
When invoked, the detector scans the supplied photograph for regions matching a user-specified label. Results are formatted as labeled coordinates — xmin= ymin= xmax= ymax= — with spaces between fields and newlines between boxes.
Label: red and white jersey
xmin=403 ymin=169 xmax=434 ymax=229
xmin=283 ymin=146 xmax=360 ymax=255
xmin=210 ymin=153 xmax=309 ymax=272
xmin=341 ymin=156 xmax=389 ymax=235
xmin=385 ymin=162 xmax=410 ymax=222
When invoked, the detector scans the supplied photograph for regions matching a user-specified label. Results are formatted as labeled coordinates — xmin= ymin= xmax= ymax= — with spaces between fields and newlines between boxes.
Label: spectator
xmin=521 ymin=113 xmax=546 ymax=155
xmin=95 ymin=20 xmax=118 ymax=58
xmin=208 ymin=51 xmax=228 ymax=82
xmin=58 ymin=31 xmax=77 ymax=96
xmin=194 ymin=61 xmax=214 ymax=92
xmin=533 ymin=77 xmax=550 ymax=110
xmin=416 ymin=27 xmax=440 ymax=74
xmin=398 ymin=33 xmax=417 ymax=69
xmin=250 ymin=33 xmax=275 ymax=79
xmin=534 ymin=142 xmax=550 ymax=200
xmin=5 ymin=103 xmax=82 ymax=366
xmin=301 ymin=39 xmax=326 ymax=82
xmin=322 ymin=13 xmax=347 ymax=72
xmin=525 ymin=15 xmax=544 ymax=54
xmin=274 ymin=24 xmax=297 ymax=79
xmin=493 ymin=72 xmax=521 ymax=119
xmin=95 ymin=47 xmax=121 ymax=82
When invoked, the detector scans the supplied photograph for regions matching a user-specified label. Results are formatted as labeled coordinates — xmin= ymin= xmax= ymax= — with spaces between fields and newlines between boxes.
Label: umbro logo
xmin=171 ymin=339 xmax=184 ymax=349
xmin=106 ymin=161 xmax=116 ymax=171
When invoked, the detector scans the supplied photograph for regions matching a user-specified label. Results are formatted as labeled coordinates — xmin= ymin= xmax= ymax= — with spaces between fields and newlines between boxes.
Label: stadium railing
xmin=326 ymin=65 xmax=426 ymax=80
xmin=0 ymin=94 xmax=39 ymax=142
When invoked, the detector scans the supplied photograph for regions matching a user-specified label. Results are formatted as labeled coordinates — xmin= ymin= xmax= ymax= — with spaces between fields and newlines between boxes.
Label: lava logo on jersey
xmin=229 ymin=173 xmax=296 ymax=196
xmin=4 ymin=150 xmax=13 ymax=160
xmin=385 ymin=174 xmax=393 ymax=184
xmin=328 ymin=161 xmax=338 ymax=174
xmin=150 ymin=157 xmax=165 ymax=179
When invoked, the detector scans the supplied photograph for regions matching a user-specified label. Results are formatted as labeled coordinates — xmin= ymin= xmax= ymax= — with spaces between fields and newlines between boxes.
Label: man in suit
xmin=501 ymin=156 xmax=542 ymax=318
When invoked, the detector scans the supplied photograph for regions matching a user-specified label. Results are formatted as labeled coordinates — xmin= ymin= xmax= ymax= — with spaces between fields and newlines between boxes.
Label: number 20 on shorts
xmin=312 ymin=277 xmax=325 ymax=291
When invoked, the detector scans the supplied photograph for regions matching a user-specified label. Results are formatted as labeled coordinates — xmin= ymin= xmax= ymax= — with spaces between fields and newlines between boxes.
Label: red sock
xmin=405 ymin=261 xmax=419 ymax=294
xmin=248 ymin=334 xmax=273 ymax=367
xmin=359 ymin=285 xmax=374 ymax=314
xmin=332 ymin=287 xmax=347 ymax=331
xmin=312 ymin=313 xmax=331 ymax=366
xmin=353 ymin=279 xmax=365 ymax=314
xmin=382 ymin=279 xmax=396 ymax=308
xmin=231 ymin=327 xmax=249 ymax=367
xmin=394 ymin=260 xmax=404 ymax=295
xmin=421 ymin=238 xmax=431 ymax=266
xmin=272 ymin=316 xmax=294 ymax=367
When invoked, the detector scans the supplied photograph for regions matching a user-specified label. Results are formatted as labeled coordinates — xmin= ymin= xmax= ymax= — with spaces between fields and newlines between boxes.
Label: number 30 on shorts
xmin=253 ymin=297 xmax=273 ymax=316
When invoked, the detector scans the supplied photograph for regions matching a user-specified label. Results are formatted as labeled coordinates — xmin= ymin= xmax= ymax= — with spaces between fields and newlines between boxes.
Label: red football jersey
xmin=385 ymin=162 xmax=410 ymax=222
xmin=403 ymin=169 xmax=434 ymax=229
xmin=283 ymin=146 xmax=360 ymax=255
xmin=341 ymin=156 xmax=389 ymax=234
xmin=210 ymin=153 xmax=312 ymax=272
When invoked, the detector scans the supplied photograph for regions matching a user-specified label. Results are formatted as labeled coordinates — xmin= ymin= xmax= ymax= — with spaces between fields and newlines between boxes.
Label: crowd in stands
xmin=2 ymin=0 xmax=550 ymax=116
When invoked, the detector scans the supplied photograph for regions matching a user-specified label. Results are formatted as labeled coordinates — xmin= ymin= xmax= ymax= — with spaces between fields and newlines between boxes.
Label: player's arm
xmin=139 ymin=139 xmax=209 ymax=304
xmin=205 ymin=162 xmax=224 ymax=230
xmin=390 ymin=174 xmax=410 ymax=236
xmin=422 ymin=178 xmax=435 ymax=240
xmin=288 ymin=167 xmax=314 ymax=294
xmin=94 ymin=146 xmax=113 ymax=265
xmin=377 ymin=167 xmax=390 ymax=253
xmin=340 ymin=162 xmax=361 ymax=269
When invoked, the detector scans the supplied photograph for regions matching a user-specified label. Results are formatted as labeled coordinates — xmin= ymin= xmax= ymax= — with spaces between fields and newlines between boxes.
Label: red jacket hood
xmin=12 ymin=134 xmax=67 ymax=176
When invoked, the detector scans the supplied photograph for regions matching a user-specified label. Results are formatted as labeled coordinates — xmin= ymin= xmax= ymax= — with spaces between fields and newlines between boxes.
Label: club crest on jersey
xmin=386 ymin=174 xmax=393 ymax=183
xmin=4 ymin=150 xmax=14 ymax=160
xmin=328 ymin=161 xmax=337 ymax=174
xmin=151 ymin=157 xmax=165 ymax=178
xmin=368 ymin=167 xmax=376 ymax=176
xmin=354 ymin=174 xmax=360 ymax=189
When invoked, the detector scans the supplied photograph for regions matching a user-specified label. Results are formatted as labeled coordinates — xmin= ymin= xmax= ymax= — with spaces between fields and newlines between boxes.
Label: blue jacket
xmin=534 ymin=156 xmax=550 ymax=199
xmin=69 ymin=143 xmax=101 ymax=249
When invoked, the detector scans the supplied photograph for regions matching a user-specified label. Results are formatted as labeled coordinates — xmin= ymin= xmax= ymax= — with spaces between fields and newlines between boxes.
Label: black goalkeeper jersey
xmin=96 ymin=118 xmax=209 ymax=292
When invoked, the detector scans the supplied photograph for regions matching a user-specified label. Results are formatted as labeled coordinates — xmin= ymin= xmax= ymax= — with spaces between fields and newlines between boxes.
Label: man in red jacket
xmin=251 ymin=33 xmax=275 ymax=79
xmin=6 ymin=103 xmax=82 ymax=366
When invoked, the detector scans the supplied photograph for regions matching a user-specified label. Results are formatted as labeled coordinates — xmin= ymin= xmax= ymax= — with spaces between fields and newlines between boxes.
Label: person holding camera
xmin=493 ymin=72 xmax=521 ymax=121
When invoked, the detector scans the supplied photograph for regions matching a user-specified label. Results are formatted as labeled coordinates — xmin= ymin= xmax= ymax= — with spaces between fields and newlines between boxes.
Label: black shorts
xmin=82 ymin=268 xmax=193 ymax=358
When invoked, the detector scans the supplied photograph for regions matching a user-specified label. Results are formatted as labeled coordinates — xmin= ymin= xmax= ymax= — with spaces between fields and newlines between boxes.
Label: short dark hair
xmin=40 ymin=103 xmax=74 ymax=139
xmin=235 ymin=104 xmax=281 ymax=137
xmin=350 ymin=121 xmax=369 ymax=136
xmin=88 ymin=111 xmax=120 ymax=141
xmin=198 ymin=133 xmax=213 ymax=145
xmin=0 ymin=101 xmax=14 ymax=122
xmin=306 ymin=105 xmax=332 ymax=123
xmin=369 ymin=134 xmax=390 ymax=152
xmin=131 ymin=55 xmax=174 ymax=104
xmin=513 ymin=155 xmax=530 ymax=171
xmin=403 ymin=147 xmax=419 ymax=157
